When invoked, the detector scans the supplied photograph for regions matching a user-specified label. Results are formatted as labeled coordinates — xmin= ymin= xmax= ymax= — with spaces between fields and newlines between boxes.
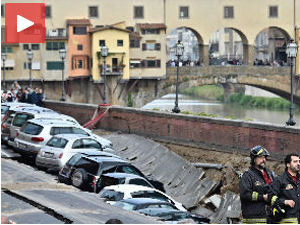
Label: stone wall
xmin=44 ymin=101 xmax=300 ymax=159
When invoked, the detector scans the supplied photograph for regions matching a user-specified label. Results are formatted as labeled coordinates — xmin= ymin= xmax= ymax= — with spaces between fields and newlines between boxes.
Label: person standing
xmin=239 ymin=146 xmax=274 ymax=224
xmin=268 ymin=153 xmax=300 ymax=224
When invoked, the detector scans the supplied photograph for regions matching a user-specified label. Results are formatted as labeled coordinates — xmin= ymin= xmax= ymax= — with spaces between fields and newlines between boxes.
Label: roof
xmin=119 ymin=198 xmax=166 ymax=205
xmin=136 ymin=23 xmax=167 ymax=30
xmin=80 ymin=150 xmax=121 ymax=159
xmin=27 ymin=118 xmax=77 ymax=126
xmin=66 ymin=19 xmax=91 ymax=26
xmin=52 ymin=133 xmax=88 ymax=140
xmin=104 ymin=184 xmax=154 ymax=193
xmin=89 ymin=25 xmax=131 ymax=33
xmin=102 ymin=173 xmax=145 ymax=179
xmin=129 ymin=32 xmax=142 ymax=40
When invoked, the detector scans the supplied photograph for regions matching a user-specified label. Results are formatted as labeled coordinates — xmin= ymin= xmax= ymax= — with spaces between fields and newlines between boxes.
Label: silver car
xmin=14 ymin=118 xmax=114 ymax=156
xmin=36 ymin=134 xmax=118 ymax=171
xmin=1 ymin=102 xmax=33 ymax=120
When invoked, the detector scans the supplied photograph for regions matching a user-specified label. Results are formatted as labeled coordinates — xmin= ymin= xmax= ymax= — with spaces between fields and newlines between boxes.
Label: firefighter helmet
xmin=250 ymin=145 xmax=270 ymax=161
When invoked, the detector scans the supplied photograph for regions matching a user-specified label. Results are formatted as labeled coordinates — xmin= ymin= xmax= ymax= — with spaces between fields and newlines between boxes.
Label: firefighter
xmin=239 ymin=146 xmax=274 ymax=224
xmin=268 ymin=153 xmax=300 ymax=224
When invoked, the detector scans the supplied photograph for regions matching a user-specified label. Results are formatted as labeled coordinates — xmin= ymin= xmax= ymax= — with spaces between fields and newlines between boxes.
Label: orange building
xmin=66 ymin=19 xmax=92 ymax=78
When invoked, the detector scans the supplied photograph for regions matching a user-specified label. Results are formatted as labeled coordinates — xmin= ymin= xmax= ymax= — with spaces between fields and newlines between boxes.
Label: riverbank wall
xmin=44 ymin=101 xmax=300 ymax=159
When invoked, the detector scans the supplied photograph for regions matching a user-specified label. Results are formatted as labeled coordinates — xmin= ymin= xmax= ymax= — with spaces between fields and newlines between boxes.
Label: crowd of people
xmin=1 ymin=81 xmax=45 ymax=106
xmin=253 ymin=59 xmax=288 ymax=67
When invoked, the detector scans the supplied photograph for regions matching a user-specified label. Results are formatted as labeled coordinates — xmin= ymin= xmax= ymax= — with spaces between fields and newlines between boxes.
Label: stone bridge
xmin=162 ymin=65 xmax=300 ymax=106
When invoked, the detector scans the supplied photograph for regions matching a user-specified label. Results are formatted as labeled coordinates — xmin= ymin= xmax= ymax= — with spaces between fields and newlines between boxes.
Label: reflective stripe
xmin=242 ymin=218 xmax=267 ymax=224
xmin=257 ymin=149 xmax=264 ymax=155
xmin=252 ymin=191 xmax=259 ymax=201
xmin=271 ymin=195 xmax=278 ymax=206
xmin=279 ymin=218 xmax=298 ymax=224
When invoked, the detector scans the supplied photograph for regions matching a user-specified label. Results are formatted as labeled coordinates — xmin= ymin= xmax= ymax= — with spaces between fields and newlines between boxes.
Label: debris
xmin=204 ymin=195 xmax=222 ymax=211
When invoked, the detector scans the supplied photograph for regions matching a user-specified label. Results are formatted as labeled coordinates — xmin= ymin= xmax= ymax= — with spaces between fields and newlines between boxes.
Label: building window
xmin=269 ymin=6 xmax=278 ymax=18
xmin=179 ymin=6 xmax=189 ymax=18
xmin=89 ymin=6 xmax=98 ymax=18
xmin=45 ymin=5 xmax=51 ymax=18
xmin=23 ymin=44 xmax=29 ymax=50
xmin=142 ymin=60 xmax=161 ymax=68
xmin=1 ymin=4 xmax=4 ymax=17
xmin=141 ymin=29 xmax=160 ymax=35
xmin=73 ymin=27 xmax=87 ymax=35
xmin=117 ymin=40 xmax=123 ymax=46
xmin=2 ymin=47 xmax=12 ymax=53
xmin=130 ymin=39 xmax=140 ymax=48
xmin=77 ymin=44 xmax=83 ymax=50
xmin=24 ymin=62 xmax=32 ymax=69
xmin=47 ymin=61 xmax=64 ymax=70
xmin=142 ymin=42 xmax=161 ymax=51
xmin=32 ymin=44 xmax=40 ymax=50
xmin=99 ymin=40 xmax=105 ymax=46
xmin=134 ymin=6 xmax=144 ymax=19
xmin=224 ymin=6 xmax=234 ymax=18
xmin=46 ymin=42 xmax=65 ymax=50
xmin=126 ymin=26 xmax=134 ymax=32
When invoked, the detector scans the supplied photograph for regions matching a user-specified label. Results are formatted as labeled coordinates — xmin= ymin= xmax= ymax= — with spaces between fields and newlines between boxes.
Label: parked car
xmin=138 ymin=208 xmax=210 ymax=224
xmin=14 ymin=119 xmax=113 ymax=156
xmin=1 ymin=102 xmax=33 ymax=120
xmin=96 ymin=173 xmax=154 ymax=192
xmin=36 ymin=134 xmax=116 ymax=171
xmin=8 ymin=107 xmax=59 ymax=147
xmin=58 ymin=153 xmax=165 ymax=193
xmin=99 ymin=184 xmax=186 ymax=211
xmin=112 ymin=198 xmax=178 ymax=211
xmin=1 ymin=104 xmax=39 ymax=143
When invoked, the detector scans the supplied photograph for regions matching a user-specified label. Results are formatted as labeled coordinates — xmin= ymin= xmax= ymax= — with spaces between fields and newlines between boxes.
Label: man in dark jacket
xmin=268 ymin=153 xmax=300 ymax=224
xmin=239 ymin=146 xmax=274 ymax=224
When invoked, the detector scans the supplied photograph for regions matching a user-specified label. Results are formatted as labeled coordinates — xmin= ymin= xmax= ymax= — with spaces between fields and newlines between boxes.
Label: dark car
xmin=58 ymin=152 xmax=164 ymax=192
xmin=138 ymin=207 xmax=210 ymax=224
xmin=112 ymin=198 xmax=178 ymax=211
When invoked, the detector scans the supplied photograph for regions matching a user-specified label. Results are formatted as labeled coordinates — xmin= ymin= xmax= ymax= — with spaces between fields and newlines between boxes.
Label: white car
xmin=36 ymin=134 xmax=117 ymax=171
xmin=99 ymin=184 xmax=186 ymax=211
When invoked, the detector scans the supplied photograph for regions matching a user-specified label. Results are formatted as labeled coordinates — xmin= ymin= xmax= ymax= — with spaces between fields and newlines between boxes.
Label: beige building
xmin=1 ymin=0 xmax=299 ymax=83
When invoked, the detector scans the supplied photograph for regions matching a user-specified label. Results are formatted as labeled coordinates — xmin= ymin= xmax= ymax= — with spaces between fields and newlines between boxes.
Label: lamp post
xmin=101 ymin=45 xmax=108 ymax=104
xmin=27 ymin=49 xmax=33 ymax=88
xmin=2 ymin=52 xmax=7 ymax=89
xmin=285 ymin=39 xmax=298 ymax=126
xmin=59 ymin=48 xmax=66 ymax=101
xmin=172 ymin=40 xmax=184 ymax=113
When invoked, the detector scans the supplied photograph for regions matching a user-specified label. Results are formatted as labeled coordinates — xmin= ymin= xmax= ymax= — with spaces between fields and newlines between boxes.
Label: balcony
xmin=99 ymin=65 xmax=124 ymax=76
xmin=45 ymin=28 xmax=67 ymax=40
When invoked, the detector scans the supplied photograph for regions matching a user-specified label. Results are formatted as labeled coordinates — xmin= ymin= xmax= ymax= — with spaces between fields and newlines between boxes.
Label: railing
xmin=100 ymin=65 xmax=124 ymax=76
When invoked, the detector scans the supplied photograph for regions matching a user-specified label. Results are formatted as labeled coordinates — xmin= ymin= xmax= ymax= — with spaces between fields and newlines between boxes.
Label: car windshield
xmin=21 ymin=122 xmax=43 ymax=135
xmin=128 ymin=178 xmax=152 ymax=187
xmin=99 ymin=189 xmax=124 ymax=201
xmin=47 ymin=137 xmax=68 ymax=148
xmin=12 ymin=113 xmax=34 ymax=127
xmin=113 ymin=201 xmax=136 ymax=211
xmin=131 ymin=191 xmax=170 ymax=203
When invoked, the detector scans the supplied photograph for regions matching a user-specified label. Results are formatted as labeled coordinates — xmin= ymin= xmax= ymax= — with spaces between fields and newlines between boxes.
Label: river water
xmin=141 ymin=94 xmax=300 ymax=127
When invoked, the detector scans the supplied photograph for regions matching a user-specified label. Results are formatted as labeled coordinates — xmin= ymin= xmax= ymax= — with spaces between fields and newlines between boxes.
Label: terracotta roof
xmin=129 ymin=32 xmax=142 ymax=40
xmin=136 ymin=23 xmax=167 ymax=30
xmin=66 ymin=19 xmax=91 ymax=26
xmin=89 ymin=25 xmax=130 ymax=33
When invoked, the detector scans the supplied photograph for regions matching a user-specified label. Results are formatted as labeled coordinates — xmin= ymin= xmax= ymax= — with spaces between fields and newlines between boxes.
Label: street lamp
xmin=27 ymin=49 xmax=33 ymax=88
xmin=172 ymin=40 xmax=184 ymax=113
xmin=101 ymin=45 xmax=108 ymax=104
xmin=59 ymin=48 xmax=66 ymax=101
xmin=2 ymin=52 xmax=7 ymax=89
xmin=286 ymin=39 xmax=298 ymax=126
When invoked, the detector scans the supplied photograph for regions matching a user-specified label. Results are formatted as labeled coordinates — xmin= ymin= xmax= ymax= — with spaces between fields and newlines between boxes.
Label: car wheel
xmin=71 ymin=168 xmax=87 ymax=188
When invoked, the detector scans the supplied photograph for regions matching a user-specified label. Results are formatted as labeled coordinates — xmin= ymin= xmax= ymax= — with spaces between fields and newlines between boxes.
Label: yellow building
xmin=90 ymin=23 xmax=130 ymax=81
xmin=296 ymin=27 xmax=300 ymax=75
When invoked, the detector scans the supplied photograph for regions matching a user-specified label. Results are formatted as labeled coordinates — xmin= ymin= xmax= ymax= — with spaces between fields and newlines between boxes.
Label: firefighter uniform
xmin=268 ymin=171 xmax=300 ymax=224
xmin=240 ymin=166 xmax=274 ymax=224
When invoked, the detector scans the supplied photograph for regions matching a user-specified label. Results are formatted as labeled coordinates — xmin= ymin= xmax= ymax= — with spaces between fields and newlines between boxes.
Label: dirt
xmin=93 ymin=129 xmax=286 ymax=194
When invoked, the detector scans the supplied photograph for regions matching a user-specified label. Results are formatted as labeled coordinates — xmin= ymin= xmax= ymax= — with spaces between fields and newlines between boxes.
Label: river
xmin=141 ymin=94 xmax=300 ymax=127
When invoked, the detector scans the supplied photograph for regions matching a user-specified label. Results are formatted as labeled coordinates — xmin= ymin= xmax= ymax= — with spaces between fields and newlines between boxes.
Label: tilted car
xmin=14 ymin=118 xmax=113 ymax=156
xmin=58 ymin=152 xmax=164 ymax=193
xmin=112 ymin=198 xmax=178 ymax=211
xmin=96 ymin=172 xmax=154 ymax=192
xmin=36 ymin=134 xmax=116 ymax=171
xmin=138 ymin=207 xmax=210 ymax=224
xmin=1 ymin=102 xmax=33 ymax=120
xmin=99 ymin=184 xmax=186 ymax=211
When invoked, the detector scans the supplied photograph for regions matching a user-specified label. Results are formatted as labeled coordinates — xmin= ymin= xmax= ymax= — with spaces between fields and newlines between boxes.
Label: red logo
xmin=5 ymin=3 xmax=45 ymax=43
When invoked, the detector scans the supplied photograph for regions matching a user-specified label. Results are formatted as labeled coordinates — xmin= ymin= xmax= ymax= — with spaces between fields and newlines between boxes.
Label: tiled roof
xmin=89 ymin=25 xmax=130 ymax=33
xmin=136 ymin=23 xmax=167 ymax=30
xmin=66 ymin=19 xmax=91 ymax=26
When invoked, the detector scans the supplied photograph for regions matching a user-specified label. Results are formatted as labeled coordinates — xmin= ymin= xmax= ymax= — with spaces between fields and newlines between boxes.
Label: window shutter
xmin=155 ymin=43 xmax=161 ymax=51
xmin=141 ymin=60 xmax=146 ymax=68
xmin=142 ymin=43 xmax=146 ymax=51
xmin=156 ymin=60 xmax=161 ymax=68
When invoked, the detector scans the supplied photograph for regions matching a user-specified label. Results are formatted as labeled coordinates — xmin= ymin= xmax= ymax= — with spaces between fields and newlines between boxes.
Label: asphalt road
xmin=1 ymin=144 xmax=160 ymax=224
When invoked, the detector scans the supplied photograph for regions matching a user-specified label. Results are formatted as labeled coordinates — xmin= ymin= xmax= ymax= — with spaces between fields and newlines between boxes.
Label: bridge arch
xmin=208 ymin=27 xmax=249 ymax=65
xmin=166 ymin=27 xmax=205 ymax=65
xmin=254 ymin=26 xmax=291 ymax=66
